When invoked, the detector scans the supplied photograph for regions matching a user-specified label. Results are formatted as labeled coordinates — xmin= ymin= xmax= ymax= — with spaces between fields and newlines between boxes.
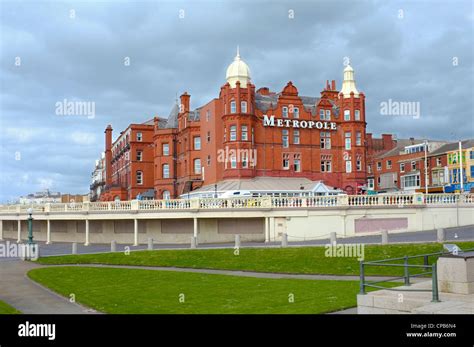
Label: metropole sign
xmin=263 ymin=115 xmax=337 ymax=130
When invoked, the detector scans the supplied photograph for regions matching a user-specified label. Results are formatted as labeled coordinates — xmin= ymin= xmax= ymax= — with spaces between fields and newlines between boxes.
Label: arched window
xmin=163 ymin=190 xmax=171 ymax=200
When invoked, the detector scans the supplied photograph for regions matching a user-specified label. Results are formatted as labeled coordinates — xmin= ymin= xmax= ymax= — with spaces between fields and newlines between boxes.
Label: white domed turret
xmin=340 ymin=63 xmax=359 ymax=98
xmin=226 ymin=46 xmax=251 ymax=88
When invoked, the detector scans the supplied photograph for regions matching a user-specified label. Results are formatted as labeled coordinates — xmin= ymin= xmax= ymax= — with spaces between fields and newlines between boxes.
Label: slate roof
xmin=164 ymin=102 xmax=179 ymax=128
xmin=255 ymin=92 xmax=321 ymax=116
xmin=428 ymin=139 xmax=474 ymax=157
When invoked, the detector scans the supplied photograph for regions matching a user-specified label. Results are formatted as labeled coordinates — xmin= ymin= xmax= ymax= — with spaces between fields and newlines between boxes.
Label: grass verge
xmin=36 ymin=242 xmax=474 ymax=276
xmin=27 ymin=266 xmax=394 ymax=314
xmin=0 ymin=300 xmax=21 ymax=314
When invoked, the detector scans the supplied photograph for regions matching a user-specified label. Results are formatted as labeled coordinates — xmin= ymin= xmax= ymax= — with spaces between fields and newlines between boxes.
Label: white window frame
xmin=241 ymin=101 xmax=247 ymax=113
xmin=293 ymin=130 xmax=300 ymax=144
xmin=194 ymin=158 xmax=201 ymax=174
xmin=345 ymin=160 xmax=352 ymax=173
xmin=241 ymin=125 xmax=248 ymax=141
xmin=194 ymin=136 xmax=201 ymax=150
xmin=344 ymin=110 xmax=350 ymax=121
xmin=293 ymin=107 xmax=299 ymax=119
xmin=162 ymin=164 xmax=170 ymax=179
xmin=230 ymin=156 xmax=237 ymax=169
xmin=136 ymin=171 xmax=143 ymax=185
xmin=230 ymin=125 xmax=237 ymax=141
xmin=367 ymin=178 xmax=374 ymax=190
xmin=162 ymin=143 xmax=170 ymax=156
xmin=356 ymin=131 xmax=361 ymax=146
xmin=355 ymin=110 xmax=360 ymax=121
xmin=345 ymin=132 xmax=351 ymax=150
xmin=282 ymin=129 xmax=289 ymax=148
xmin=293 ymin=159 xmax=301 ymax=172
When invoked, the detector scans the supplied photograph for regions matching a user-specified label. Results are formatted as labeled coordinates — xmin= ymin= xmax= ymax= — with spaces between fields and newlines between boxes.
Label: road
xmin=1 ymin=225 xmax=472 ymax=258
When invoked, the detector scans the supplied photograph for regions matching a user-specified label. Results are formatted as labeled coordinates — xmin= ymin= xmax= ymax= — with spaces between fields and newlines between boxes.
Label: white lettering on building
xmin=262 ymin=115 xmax=336 ymax=130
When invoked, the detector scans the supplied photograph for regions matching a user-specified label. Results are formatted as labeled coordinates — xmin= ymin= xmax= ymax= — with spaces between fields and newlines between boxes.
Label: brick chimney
xmin=180 ymin=92 xmax=190 ymax=114
xmin=382 ymin=134 xmax=395 ymax=151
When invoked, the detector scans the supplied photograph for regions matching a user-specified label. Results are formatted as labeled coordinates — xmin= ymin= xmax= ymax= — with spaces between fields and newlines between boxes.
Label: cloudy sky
xmin=0 ymin=0 xmax=472 ymax=202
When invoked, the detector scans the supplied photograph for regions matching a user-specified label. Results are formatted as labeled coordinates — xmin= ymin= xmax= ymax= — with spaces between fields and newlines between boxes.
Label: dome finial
xmin=340 ymin=62 xmax=359 ymax=98
xmin=226 ymin=47 xmax=251 ymax=88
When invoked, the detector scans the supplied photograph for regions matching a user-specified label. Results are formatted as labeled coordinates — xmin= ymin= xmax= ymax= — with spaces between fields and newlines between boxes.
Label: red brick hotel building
xmin=99 ymin=50 xmax=369 ymax=200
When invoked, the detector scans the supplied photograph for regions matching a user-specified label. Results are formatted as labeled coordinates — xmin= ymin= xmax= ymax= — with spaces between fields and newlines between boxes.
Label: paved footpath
xmin=0 ymin=260 xmax=97 ymax=314
xmin=41 ymin=263 xmax=427 ymax=283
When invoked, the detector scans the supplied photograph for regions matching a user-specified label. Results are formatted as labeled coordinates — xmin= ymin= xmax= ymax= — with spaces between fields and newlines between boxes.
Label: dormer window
xmin=293 ymin=107 xmax=299 ymax=119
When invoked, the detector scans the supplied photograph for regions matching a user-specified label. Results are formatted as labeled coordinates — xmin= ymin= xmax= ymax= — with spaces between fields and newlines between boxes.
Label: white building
xmin=90 ymin=152 xmax=106 ymax=201
xmin=19 ymin=189 xmax=61 ymax=205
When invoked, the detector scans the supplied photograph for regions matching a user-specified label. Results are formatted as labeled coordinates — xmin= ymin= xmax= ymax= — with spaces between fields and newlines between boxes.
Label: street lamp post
xmin=214 ymin=184 xmax=217 ymax=198
xmin=27 ymin=208 xmax=35 ymax=245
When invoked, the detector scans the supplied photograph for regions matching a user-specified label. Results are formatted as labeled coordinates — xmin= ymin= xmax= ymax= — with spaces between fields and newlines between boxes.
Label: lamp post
xmin=27 ymin=208 xmax=35 ymax=245
xmin=214 ymin=183 xmax=218 ymax=198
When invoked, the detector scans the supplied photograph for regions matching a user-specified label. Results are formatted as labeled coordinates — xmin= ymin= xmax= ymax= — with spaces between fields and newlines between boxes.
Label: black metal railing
xmin=359 ymin=247 xmax=474 ymax=303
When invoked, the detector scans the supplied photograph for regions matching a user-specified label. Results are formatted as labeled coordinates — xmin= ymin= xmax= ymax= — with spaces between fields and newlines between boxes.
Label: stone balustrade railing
xmin=1 ymin=193 xmax=473 ymax=214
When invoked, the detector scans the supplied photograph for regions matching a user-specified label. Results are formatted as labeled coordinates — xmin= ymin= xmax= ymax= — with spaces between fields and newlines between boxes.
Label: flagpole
xmin=424 ymin=140 xmax=428 ymax=194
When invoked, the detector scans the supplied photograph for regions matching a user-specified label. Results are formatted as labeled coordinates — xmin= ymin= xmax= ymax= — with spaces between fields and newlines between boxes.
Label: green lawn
xmin=28 ymin=266 xmax=386 ymax=314
xmin=0 ymin=300 xmax=21 ymax=314
xmin=37 ymin=242 xmax=474 ymax=276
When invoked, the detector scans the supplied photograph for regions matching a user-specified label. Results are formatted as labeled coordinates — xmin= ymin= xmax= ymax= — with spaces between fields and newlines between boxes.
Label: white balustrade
xmin=0 ymin=193 xmax=472 ymax=214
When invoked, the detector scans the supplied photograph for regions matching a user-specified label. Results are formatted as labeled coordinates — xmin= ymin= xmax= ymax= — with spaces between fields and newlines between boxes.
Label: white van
xmin=219 ymin=190 xmax=252 ymax=198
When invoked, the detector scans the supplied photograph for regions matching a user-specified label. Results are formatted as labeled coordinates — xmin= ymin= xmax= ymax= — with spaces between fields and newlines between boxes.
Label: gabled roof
xmin=428 ymin=139 xmax=474 ymax=157
xmin=374 ymin=139 xmax=427 ymax=159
